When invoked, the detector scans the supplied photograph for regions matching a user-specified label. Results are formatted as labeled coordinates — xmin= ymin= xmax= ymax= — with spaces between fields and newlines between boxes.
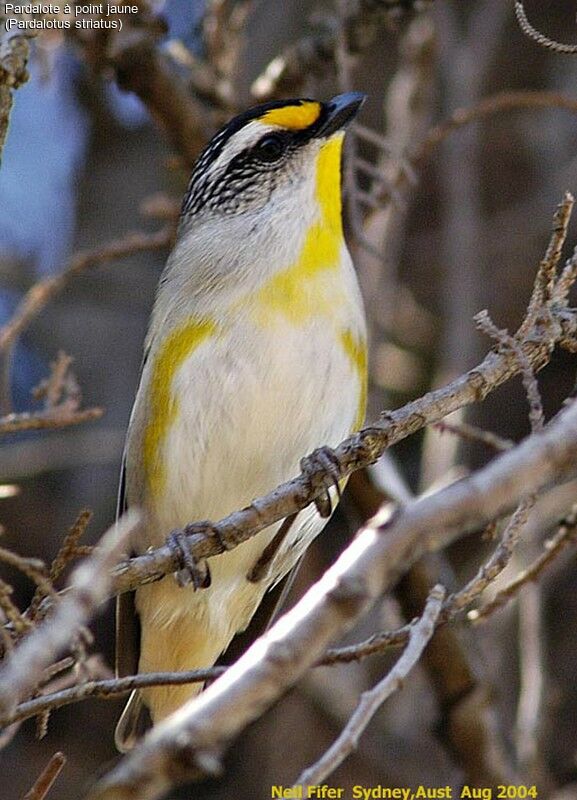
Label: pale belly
xmin=130 ymin=313 xmax=362 ymax=616
xmin=122 ymin=290 xmax=365 ymax=722
xmin=161 ymin=317 xmax=356 ymax=549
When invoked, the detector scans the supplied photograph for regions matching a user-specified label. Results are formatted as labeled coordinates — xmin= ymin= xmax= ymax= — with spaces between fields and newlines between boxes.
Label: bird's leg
xmin=300 ymin=445 xmax=343 ymax=518
xmin=166 ymin=529 xmax=211 ymax=589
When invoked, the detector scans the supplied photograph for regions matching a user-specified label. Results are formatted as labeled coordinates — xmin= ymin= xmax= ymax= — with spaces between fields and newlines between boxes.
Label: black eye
xmin=254 ymin=133 xmax=286 ymax=162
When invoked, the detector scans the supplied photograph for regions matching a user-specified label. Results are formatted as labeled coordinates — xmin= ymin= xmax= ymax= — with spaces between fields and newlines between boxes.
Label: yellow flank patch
xmin=143 ymin=319 xmax=216 ymax=497
xmin=260 ymin=101 xmax=321 ymax=130
xmin=340 ymin=328 xmax=368 ymax=431
xmin=315 ymin=135 xmax=344 ymax=235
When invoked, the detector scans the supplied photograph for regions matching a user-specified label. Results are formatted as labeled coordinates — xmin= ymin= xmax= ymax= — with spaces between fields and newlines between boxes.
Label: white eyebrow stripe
xmin=203 ymin=121 xmax=279 ymax=182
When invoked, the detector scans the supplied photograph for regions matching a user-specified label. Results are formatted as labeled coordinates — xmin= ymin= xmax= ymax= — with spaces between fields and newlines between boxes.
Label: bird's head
xmin=179 ymin=92 xmax=366 ymax=232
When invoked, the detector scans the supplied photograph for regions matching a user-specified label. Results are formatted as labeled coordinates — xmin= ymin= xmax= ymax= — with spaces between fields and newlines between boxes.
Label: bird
xmin=114 ymin=92 xmax=368 ymax=752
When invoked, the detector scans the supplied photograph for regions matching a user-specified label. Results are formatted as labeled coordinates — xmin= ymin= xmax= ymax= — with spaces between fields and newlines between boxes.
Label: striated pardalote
xmin=115 ymin=92 xmax=368 ymax=751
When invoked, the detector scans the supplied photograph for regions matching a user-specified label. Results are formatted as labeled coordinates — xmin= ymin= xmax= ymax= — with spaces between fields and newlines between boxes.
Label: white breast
xmin=129 ymin=247 xmax=365 ymax=644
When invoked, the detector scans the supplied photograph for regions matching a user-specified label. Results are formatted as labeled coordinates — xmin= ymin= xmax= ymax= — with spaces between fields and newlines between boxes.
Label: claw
xmin=167 ymin=530 xmax=211 ymax=589
xmin=300 ymin=446 xmax=343 ymax=518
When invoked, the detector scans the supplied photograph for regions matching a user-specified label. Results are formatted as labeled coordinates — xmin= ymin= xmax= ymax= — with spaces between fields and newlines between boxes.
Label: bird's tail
xmin=115 ymin=690 xmax=151 ymax=753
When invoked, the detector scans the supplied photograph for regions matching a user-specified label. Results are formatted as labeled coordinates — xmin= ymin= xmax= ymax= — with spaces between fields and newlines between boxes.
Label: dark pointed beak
xmin=314 ymin=92 xmax=366 ymax=138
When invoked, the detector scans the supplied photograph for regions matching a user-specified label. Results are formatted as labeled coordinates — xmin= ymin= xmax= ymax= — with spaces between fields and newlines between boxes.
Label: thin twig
xmin=413 ymin=92 xmax=577 ymax=183
xmin=294 ymin=585 xmax=445 ymax=789
xmin=445 ymin=500 xmax=535 ymax=617
xmin=88 ymin=397 xmax=577 ymax=800
xmin=0 ymin=577 xmax=32 ymax=636
xmin=0 ymin=227 xmax=173 ymax=358
xmin=471 ymin=506 xmax=577 ymax=621
xmin=475 ymin=310 xmax=545 ymax=434
xmin=554 ymin=246 xmax=577 ymax=305
xmin=0 ymin=407 xmax=103 ymax=435
xmin=48 ymin=510 xmax=93 ymax=584
xmin=0 ymin=548 xmax=51 ymax=594
xmin=521 ymin=192 xmax=575 ymax=337
xmin=1 ymin=667 xmax=227 ymax=728
xmin=434 ymin=420 xmax=514 ymax=452
xmin=23 ymin=751 xmax=66 ymax=800
xmin=0 ymin=511 xmax=141 ymax=717
xmin=514 ymin=1 xmax=577 ymax=55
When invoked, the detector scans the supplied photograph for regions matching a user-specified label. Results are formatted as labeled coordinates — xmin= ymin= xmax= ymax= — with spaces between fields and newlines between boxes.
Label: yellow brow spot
xmin=143 ymin=319 xmax=216 ymax=496
xmin=340 ymin=328 xmax=368 ymax=431
xmin=260 ymin=101 xmax=321 ymax=130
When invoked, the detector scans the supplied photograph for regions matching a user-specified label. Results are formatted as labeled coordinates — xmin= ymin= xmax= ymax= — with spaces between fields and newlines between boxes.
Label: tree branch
xmin=0 ymin=227 xmax=173 ymax=358
xmin=87 ymin=395 xmax=577 ymax=800
xmin=0 ymin=31 xmax=30 ymax=164
xmin=0 ymin=406 xmax=103 ymax=435
xmin=0 ymin=667 xmax=226 ymax=729
xmin=514 ymin=1 xmax=577 ymax=55
xmin=0 ymin=511 xmax=141 ymax=718
xmin=23 ymin=751 xmax=66 ymax=800
xmin=471 ymin=504 xmax=577 ymax=621
xmin=109 ymin=192 xmax=576 ymax=596
xmin=294 ymin=585 xmax=445 ymax=789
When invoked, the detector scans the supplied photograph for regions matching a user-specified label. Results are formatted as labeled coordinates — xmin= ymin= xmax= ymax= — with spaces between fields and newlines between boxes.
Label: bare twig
xmin=33 ymin=351 xmax=74 ymax=410
xmin=446 ymin=501 xmax=535 ymax=617
xmin=514 ymin=1 xmax=577 ymax=55
xmin=0 ymin=511 xmax=141 ymax=717
xmin=475 ymin=310 xmax=545 ymax=434
xmin=0 ymin=547 xmax=57 ymax=614
xmin=0 ymin=227 xmax=173 ymax=358
xmin=521 ymin=192 xmax=575 ymax=336
xmin=413 ymin=92 xmax=577 ymax=185
xmin=0 ymin=406 xmax=103 ymax=436
xmin=88 ymin=396 xmax=577 ymax=800
xmin=48 ymin=510 xmax=93 ymax=585
xmin=434 ymin=419 xmax=514 ymax=452
xmin=1 ymin=667 xmax=226 ymax=729
xmin=471 ymin=506 xmax=577 ymax=621
xmin=40 ymin=657 xmax=76 ymax=686
xmin=295 ymin=585 xmax=445 ymax=789
xmin=0 ymin=32 xmax=30 ymax=163
xmin=0 ymin=577 xmax=33 ymax=636
xmin=554 ymin=246 xmax=577 ymax=306
xmin=23 ymin=751 xmax=66 ymax=800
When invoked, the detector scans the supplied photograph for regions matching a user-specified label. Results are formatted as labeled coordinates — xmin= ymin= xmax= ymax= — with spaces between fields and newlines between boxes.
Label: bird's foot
xmin=167 ymin=530 xmax=211 ymax=589
xmin=300 ymin=445 xmax=343 ymax=518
